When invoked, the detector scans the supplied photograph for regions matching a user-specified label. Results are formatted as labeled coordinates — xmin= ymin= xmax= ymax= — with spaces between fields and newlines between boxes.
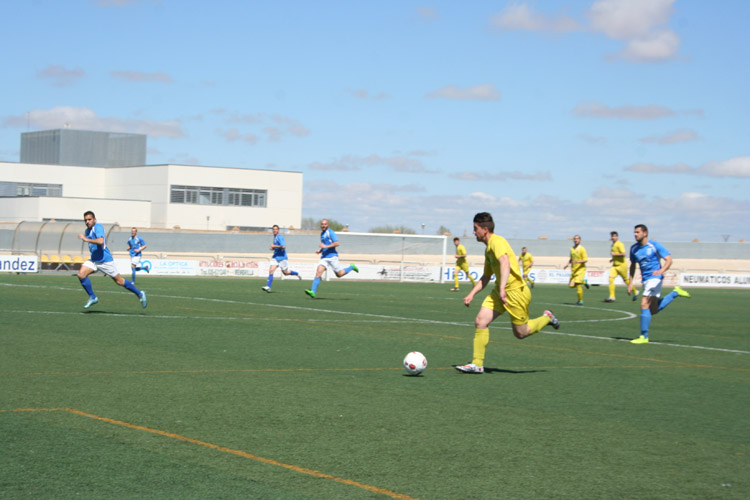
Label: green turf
xmin=1 ymin=274 xmax=748 ymax=499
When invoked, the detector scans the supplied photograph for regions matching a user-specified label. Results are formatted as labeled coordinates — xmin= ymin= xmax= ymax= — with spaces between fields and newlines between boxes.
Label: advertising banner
xmin=0 ymin=255 xmax=39 ymax=273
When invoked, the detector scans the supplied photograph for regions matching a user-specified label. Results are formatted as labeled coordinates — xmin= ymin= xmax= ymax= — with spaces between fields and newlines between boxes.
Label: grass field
xmin=1 ymin=273 xmax=748 ymax=500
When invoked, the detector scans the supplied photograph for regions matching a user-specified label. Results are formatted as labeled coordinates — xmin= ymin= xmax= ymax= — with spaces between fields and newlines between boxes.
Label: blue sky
xmin=2 ymin=0 xmax=748 ymax=242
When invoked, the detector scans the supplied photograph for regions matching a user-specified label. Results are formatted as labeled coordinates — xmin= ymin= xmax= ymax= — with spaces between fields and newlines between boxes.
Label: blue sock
xmin=312 ymin=277 xmax=321 ymax=293
xmin=640 ymin=309 xmax=651 ymax=338
xmin=79 ymin=277 xmax=95 ymax=298
xmin=657 ymin=291 xmax=678 ymax=312
xmin=289 ymin=270 xmax=298 ymax=276
xmin=132 ymin=268 xmax=136 ymax=282
xmin=343 ymin=266 xmax=353 ymax=274
xmin=266 ymin=274 xmax=274 ymax=287
xmin=123 ymin=280 xmax=141 ymax=296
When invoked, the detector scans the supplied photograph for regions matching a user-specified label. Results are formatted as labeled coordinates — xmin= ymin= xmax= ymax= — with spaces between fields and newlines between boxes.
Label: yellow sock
xmin=469 ymin=275 xmax=476 ymax=286
xmin=577 ymin=285 xmax=583 ymax=302
xmin=527 ymin=315 xmax=549 ymax=334
xmin=472 ymin=328 xmax=489 ymax=366
xmin=454 ymin=271 xmax=459 ymax=288
xmin=608 ymin=279 xmax=616 ymax=298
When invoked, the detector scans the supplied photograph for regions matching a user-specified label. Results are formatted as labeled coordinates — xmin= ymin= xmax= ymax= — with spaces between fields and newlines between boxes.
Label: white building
xmin=0 ymin=161 xmax=303 ymax=231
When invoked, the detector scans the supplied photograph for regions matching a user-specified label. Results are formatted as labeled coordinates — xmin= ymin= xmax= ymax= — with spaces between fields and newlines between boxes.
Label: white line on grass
xmin=4 ymin=283 xmax=748 ymax=354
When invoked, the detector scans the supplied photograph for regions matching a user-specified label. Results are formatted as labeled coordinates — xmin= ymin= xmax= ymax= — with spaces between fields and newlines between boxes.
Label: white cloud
xmin=625 ymin=157 xmax=750 ymax=178
xmin=452 ymin=170 xmax=551 ymax=182
xmin=218 ymin=128 xmax=258 ymax=145
xmin=588 ymin=0 xmax=674 ymax=39
xmin=2 ymin=106 xmax=184 ymax=138
xmin=36 ymin=65 xmax=85 ymax=87
xmin=490 ymin=3 xmax=579 ymax=33
xmin=219 ymin=112 xmax=309 ymax=143
xmin=416 ymin=7 xmax=438 ymax=20
xmin=619 ymin=29 xmax=680 ymax=62
xmin=640 ymin=129 xmax=700 ymax=145
xmin=308 ymin=153 xmax=439 ymax=174
xmin=344 ymin=89 xmax=390 ymax=100
xmin=573 ymin=102 xmax=703 ymax=120
xmin=426 ymin=83 xmax=500 ymax=101
xmin=111 ymin=71 xmax=173 ymax=83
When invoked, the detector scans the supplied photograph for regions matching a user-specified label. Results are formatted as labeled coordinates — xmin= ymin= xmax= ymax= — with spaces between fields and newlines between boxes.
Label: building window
xmin=0 ymin=182 xmax=62 ymax=197
xmin=170 ymin=185 xmax=267 ymax=207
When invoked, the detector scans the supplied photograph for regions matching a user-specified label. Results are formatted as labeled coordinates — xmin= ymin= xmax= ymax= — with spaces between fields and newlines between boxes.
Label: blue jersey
xmin=630 ymin=239 xmax=670 ymax=281
xmin=86 ymin=223 xmax=114 ymax=263
xmin=127 ymin=235 xmax=146 ymax=257
xmin=272 ymin=234 xmax=287 ymax=261
xmin=320 ymin=228 xmax=339 ymax=258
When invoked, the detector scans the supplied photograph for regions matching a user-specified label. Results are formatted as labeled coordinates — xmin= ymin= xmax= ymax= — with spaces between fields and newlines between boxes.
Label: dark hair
xmin=83 ymin=211 xmax=95 ymax=219
xmin=453 ymin=237 xmax=460 ymax=242
xmin=634 ymin=224 xmax=648 ymax=234
xmin=272 ymin=224 xmax=279 ymax=230
xmin=473 ymin=212 xmax=494 ymax=232
xmin=610 ymin=231 xmax=618 ymax=236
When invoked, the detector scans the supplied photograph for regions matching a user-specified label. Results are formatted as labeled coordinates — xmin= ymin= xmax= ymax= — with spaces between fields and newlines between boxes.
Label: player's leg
xmin=656 ymin=286 xmax=691 ymax=312
xmin=464 ymin=263 xmax=476 ymax=286
xmin=632 ymin=279 xmax=661 ymax=343
xmin=456 ymin=292 xmax=502 ymax=373
xmin=131 ymin=264 xmax=137 ymax=282
xmin=78 ymin=262 xmax=98 ymax=307
xmin=306 ymin=263 xmax=327 ymax=297
xmin=607 ymin=267 xmax=617 ymax=301
xmin=264 ymin=264 xmax=277 ymax=291
xmin=452 ymin=266 xmax=460 ymax=291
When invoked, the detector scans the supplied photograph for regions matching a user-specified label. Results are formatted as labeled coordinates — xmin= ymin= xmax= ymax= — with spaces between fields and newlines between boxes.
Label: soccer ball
xmin=403 ymin=351 xmax=427 ymax=375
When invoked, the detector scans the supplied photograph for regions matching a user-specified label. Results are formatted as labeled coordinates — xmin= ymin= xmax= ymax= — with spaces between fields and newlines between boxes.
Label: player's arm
xmin=627 ymin=261 xmax=637 ymax=294
xmin=78 ymin=233 xmax=103 ymax=245
xmin=137 ymin=239 xmax=147 ymax=254
xmin=653 ymin=254 xmax=672 ymax=277
xmin=496 ymin=254 xmax=510 ymax=304
xmin=464 ymin=259 xmax=492 ymax=307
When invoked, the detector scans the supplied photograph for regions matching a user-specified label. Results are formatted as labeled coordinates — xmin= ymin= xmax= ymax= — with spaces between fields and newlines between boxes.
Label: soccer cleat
xmin=139 ymin=291 xmax=148 ymax=309
xmin=584 ymin=279 xmax=590 ymax=289
xmin=630 ymin=336 xmax=649 ymax=344
xmin=144 ymin=263 xmax=150 ymax=274
xmin=576 ymin=301 xmax=584 ymax=306
xmin=530 ymin=280 xmax=534 ymax=288
xmin=632 ymin=290 xmax=639 ymax=301
xmin=83 ymin=297 xmax=99 ymax=309
xmin=450 ymin=287 xmax=460 ymax=292
xmin=261 ymin=286 xmax=271 ymax=292
xmin=455 ymin=363 xmax=484 ymax=374
xmin=604 ymin=297 xmax=616 ymax=303
xmin=296 ymin=274 xmax=302 ymax=280
xmin=674 ymin=286 xmax=691 ymax=298
xmin=544 ymin=310 xmax=560 ymax=330
xmin=350 ymin=263 xmax=359 ymax=273
xmin=304 ymin=289 xmax=316 ymax=298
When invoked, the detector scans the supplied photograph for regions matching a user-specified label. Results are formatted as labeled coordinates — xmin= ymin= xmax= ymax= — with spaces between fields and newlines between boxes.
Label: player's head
xmin=472 ymin=212 xmax=494 ymax=242
xmin=634 ymin=224 xmax=648 ymax=243
xmin=272 ymin=224 xmax=280 ymax=235
xmin=453 ymin=237 xmax=460 ymax=246
xmin=320 ymin=219 xmax=329 ymax=231
xmin=610 ymin=231 xmax=618 ymax=241
xmin=83 ymin=211 xmax=96 ymax=228
xmin=521 ymin=246 xmax=527 ymax=254
xmin=131 ymin=227 xmax=138 ymax=236
xmin=573 ymin=234 xmax=581 ymax=246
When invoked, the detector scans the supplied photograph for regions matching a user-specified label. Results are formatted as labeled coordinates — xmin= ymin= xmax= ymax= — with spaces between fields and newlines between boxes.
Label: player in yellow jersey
xmin=451 ymin=237 xmax=476 ymax=291
xmin=518 ymin=246 xmax=534 ymax=288
xmin=455 ymin=212 xmax=559 ymax=374
xmin=563 ymin=234 xmax=588 ymax=305
xmin=605 ymin=231 xmax=635 ymax=302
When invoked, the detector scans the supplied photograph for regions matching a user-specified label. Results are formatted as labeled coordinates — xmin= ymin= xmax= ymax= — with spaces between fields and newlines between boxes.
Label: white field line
xmin=3 ymin=283 xmax=748 ymax=354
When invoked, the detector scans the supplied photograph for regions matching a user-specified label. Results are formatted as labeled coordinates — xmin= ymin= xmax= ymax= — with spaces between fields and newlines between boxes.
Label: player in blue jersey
xmin=627 ymin=224 xmax=690 ymax=344
xmin=262 ymin=224 xmax=301 ymax=292
xmin=304 ymin=219 xmax=359 ymax=298
xmin=77 ymin=211 xmax=147 ymax=309
xmin=126 ymin=227 xmax=150 ymax=283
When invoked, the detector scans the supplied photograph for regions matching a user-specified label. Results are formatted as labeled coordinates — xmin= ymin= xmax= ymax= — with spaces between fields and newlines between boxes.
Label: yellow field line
xmin=2 ymin=407 xmax=421 ymax=500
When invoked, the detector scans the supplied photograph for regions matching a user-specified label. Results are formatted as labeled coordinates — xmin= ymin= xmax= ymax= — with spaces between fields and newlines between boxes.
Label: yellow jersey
xmin=484 ymin=234 xmax=524 ymax=292
xmin=519 ymin=252 xmax=533 ymax=271
xmin=570 ymin=245 xmax=588 ymax=273
xmin=611 ymin=240 xmax=626 ymax=266
xmin=455 ymin=244 xmax=467 ymax=265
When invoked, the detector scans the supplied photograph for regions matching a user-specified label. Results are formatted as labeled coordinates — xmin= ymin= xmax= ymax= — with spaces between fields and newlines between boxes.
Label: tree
xmin=436 ymin=225 xmax=451 ymax=236
xmin=303 ymin=217 xmax=346 ymax=231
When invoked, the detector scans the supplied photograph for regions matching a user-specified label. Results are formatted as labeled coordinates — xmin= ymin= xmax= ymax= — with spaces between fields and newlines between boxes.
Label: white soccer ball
xmin=403 ymin=351 xmax=427 ymax=375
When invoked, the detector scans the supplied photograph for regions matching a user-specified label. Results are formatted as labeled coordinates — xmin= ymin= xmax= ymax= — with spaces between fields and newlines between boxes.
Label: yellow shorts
xmin=455 ymin=261 xmax=470 ymax=275
xmin=570 ymin=268 xmax=586 ymax=284
xmin=481 ymin=285 xmax=530 ymax=326
xmin=609 ymin=263 xmax=628 ymax=281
